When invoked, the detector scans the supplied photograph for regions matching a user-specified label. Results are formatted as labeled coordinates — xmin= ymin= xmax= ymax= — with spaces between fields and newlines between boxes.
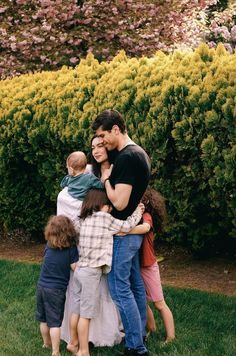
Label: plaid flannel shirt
xmin=74 ymin=208 xmax=142 ymax=273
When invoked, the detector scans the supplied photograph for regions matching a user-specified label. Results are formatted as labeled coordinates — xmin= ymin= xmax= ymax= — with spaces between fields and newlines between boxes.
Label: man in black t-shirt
xmin=92 ymin=109 xmax=150 ymax=356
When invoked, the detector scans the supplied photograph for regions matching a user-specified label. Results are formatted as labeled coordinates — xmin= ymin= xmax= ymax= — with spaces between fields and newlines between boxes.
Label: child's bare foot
xmin=42 ymin=343 xmax=51 ymax=348
xmin=165 ymin=336 xmax=175 ymax=343
xmin=67 ymin=343 xmax=79 ymax=353
xmin=161 ymin=337 xmax=175 ymax=347
xmin=51 ymin=352 xmax=61 ymax=356
xmin=76 ymin=350 xmax=89 ymax=356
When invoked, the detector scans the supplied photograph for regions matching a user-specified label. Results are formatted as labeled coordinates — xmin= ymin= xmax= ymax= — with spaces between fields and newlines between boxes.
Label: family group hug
xmin=35 ymin=109 xmax=175 ymax=356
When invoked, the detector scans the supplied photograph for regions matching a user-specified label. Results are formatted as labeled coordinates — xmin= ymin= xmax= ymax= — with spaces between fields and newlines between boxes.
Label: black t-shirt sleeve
xmin=111 ymin=153 xmax=135 ymax=186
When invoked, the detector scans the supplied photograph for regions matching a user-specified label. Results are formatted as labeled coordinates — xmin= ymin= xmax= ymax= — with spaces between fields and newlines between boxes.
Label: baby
xmin=57 ymin=151 xmax=103 ymax=221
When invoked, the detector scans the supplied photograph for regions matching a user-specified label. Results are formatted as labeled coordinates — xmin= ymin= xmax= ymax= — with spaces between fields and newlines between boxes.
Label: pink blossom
xmin=220 ymin=26 xmax=231 ymax=40
xmin=42 ymin=24 xmax=52 ymax=31
xmin=224 ymin=43 xmax=233 ymax=53
xmin=230 ymin=25 xmax=236 ymax=42
xmin=10 ymin=43 xmax=17 ymax=51
xmin=33 ymin=36 xmax=45 ymax=44
xmin=0 ymin=7 xmax=8 ymax=14
xmin=102 ymin=48 xmax=109 ymax=54
xmin=69 ymin=57 xmax=79 ymax=64
xmin=208 ymin=41 xmax=216 ymax=48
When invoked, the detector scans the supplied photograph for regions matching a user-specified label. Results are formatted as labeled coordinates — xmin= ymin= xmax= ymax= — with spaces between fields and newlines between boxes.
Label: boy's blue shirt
xmin=38 ymin=244 xmax=78 ymax=289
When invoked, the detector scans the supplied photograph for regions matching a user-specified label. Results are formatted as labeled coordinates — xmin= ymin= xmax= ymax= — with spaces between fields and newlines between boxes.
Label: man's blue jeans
xmin=108 ymin=234 xmax=147 ymax=354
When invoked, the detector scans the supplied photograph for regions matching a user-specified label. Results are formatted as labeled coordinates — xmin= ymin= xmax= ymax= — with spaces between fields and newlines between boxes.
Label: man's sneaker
xmin=123 ymin=348 xmax=149 ymax=355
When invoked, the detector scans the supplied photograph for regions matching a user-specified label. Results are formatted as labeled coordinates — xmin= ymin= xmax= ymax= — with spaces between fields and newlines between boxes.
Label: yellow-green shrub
xmin=0 ymin=44 xmax=235 ymax=252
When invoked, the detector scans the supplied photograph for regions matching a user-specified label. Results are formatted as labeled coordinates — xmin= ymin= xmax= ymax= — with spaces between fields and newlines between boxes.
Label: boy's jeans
xmin=108 ymin=234 xmax=147 ymax=354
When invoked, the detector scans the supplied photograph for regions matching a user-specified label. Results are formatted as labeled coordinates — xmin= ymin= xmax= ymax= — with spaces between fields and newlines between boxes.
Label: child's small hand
xmin=138 ymin=203 xmax=145 ymax=215
xmin=116 ymin=231 xmax=126 ymax=236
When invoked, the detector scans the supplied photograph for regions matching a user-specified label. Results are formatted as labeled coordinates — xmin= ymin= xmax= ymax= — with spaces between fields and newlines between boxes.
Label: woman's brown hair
xmin=141 ymin=187 xmax=167 ymax=232
xmin=80 ymin=189 xmax=111 ymax=220
xmin=90 ymin=135 xmax=117 ymax=178
xmin=44 ymin=215 xmax=77 ymax=249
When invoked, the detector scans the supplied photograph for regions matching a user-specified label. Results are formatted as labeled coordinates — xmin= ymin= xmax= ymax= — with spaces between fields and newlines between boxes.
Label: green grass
xmin=0 ymin=259 xmax=236 ymax=356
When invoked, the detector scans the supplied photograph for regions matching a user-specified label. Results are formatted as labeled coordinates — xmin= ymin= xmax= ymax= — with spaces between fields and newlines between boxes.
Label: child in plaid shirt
xmin=69 ymin=189 xmax=144 ymax=356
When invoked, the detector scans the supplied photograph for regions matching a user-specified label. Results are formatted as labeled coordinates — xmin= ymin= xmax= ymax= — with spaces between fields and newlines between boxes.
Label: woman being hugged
xmin=61 ymin=137 xmax=122 ymax=350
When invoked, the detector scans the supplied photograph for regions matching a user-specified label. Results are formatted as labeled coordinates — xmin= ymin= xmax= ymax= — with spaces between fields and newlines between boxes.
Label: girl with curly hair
xmin=128 ymin=187 xmax=175 ymax=343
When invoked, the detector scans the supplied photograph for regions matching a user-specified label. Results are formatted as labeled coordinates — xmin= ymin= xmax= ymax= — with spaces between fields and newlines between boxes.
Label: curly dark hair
xmin=141 ymin=187 xmax=167 ymax=232
xmin=44 ymin=215 xmax=77 ymax=249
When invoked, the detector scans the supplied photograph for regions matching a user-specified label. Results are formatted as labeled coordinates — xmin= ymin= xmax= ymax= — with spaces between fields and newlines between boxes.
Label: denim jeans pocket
xmin=128 ymin=234 xmax=143 ymax=251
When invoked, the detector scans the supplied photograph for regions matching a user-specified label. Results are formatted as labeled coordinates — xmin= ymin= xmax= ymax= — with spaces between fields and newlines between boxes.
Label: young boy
xmin=36 ymin=215 xmax=79 ymax=356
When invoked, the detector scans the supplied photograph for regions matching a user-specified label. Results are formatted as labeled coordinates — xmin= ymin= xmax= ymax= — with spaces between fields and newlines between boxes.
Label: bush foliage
xmin=0 ymin=44 xmax=235 ymax=252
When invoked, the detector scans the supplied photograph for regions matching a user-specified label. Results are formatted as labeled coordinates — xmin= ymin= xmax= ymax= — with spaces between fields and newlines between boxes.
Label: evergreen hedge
xmin=0 ymin=44 xmax=235 ymax=252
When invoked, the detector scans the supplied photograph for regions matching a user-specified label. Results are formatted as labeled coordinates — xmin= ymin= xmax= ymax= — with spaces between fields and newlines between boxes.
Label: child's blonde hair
xmin=44 ymin=215 xmax=77 ymax=249
xmin=67 ymin=151 xmax=87 ymax=175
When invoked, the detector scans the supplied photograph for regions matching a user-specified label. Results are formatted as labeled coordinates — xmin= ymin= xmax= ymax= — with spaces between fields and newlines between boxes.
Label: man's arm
xmin=104 ymin=179 xmax=132 ymax=211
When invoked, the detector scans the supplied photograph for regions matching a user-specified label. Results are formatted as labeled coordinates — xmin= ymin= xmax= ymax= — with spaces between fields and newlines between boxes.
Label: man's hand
xmin=101 ymin=164 xmax=113 ymax=182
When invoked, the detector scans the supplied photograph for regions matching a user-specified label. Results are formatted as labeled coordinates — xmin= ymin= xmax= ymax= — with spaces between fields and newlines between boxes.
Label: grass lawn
xmin=0 ymin=259 xmax=235 ymax=356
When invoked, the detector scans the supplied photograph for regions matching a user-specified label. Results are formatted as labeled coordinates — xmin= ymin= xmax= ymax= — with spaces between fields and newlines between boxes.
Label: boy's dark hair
xmin=80 ymin=189 xmax=111 ymax=219
xmin=45 ymin=215 xmax=77 ymax=249
xmin=90 ymin=135 xmax=118 ymax=178
xmin=141 ymin=187 xmax=167 ymax=232
xmin=92 ymin=109 xmax=126 ymax=134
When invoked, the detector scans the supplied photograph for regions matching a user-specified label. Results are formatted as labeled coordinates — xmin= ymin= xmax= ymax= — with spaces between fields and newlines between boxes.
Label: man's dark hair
xmin=80 ymin=189 xmax=111 ymax=219
xmin=92 ymin=109 xmax=126 ymax=133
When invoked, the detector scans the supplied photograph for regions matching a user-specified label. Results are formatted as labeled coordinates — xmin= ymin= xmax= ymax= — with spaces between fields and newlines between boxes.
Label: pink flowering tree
xmin=206 ymin=0 xmax=236 ymax=53
xmin=0 ymin=0 xmax=217 ymax=79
